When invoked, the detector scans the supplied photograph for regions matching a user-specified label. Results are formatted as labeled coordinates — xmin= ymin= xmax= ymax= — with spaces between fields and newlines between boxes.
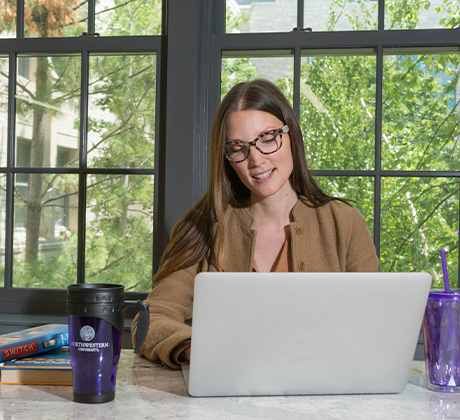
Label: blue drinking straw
xmin=440 ymin=249 xmax=451 ymax=292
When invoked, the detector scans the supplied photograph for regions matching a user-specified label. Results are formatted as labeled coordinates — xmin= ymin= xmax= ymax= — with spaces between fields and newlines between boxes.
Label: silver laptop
xmin=182 ymin=272 xmax=432 ymax=397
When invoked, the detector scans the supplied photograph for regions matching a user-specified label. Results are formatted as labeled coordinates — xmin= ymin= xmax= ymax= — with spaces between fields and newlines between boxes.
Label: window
xmin=220 ymin=0 xmax=460 ymax=287
xmin=1 ymin=0 xmax=162 ymax=319
xmin=0 ymin=0 xmax=459 ymax=332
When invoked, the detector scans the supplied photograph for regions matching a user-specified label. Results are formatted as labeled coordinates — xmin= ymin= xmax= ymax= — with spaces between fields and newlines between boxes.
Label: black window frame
xmin=0 ymin=0 xmax=166 ymax=327
xmin=1 ymin=1 xmax=459 ymax=350
xmin=207 ymin=0 xmax=460 ymax=281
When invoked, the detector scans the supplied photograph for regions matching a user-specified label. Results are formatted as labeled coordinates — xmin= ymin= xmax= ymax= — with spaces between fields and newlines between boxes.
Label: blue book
xmin=0 ymin=324 xmax=69 ymax=363
xmin=0 ymin=347 xmax=72 ymax=385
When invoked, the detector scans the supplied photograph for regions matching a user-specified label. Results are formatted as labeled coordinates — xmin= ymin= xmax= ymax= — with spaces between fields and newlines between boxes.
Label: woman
xmin=133 ymin=79 xmax=379 ymax=368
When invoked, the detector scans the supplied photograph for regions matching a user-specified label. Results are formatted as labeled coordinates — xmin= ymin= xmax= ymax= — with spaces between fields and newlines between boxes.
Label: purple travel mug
xmin=67 ymin=283 xmax=149 ymax=403
xmin=423 ymin=289 xmax=460 ymax=393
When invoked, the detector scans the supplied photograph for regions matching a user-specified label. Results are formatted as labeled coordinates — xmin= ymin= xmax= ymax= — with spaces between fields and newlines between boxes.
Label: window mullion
xmin=16 ymin=0 xmax=24 ymax=38
xmin=77 ymin=51 xmax=89 ymax=283
xmin=152 ymin=35 xmax=167 ymax=273
xmin=293 ymin=46 xmax=301 ymax=119
xmin=4 ymin=52 xmax=17 ymax=288
xmin=88 ymin=0 xmax=96 ymax=34
xmin=373 ymin=43 xmax=384 ymax=259
xmin=378 ymin=0 xmax=385 ymax=31
xmin=297 ymin=0 xmax=304 ymax=30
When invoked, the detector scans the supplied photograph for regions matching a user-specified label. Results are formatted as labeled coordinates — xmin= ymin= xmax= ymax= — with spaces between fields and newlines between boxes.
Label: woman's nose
xmin=247 ymin=146 xmax=266 ymax=166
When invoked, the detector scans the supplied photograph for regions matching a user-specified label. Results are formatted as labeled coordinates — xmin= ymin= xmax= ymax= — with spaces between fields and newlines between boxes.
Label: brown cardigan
xmin=132 ymin=197 xmax=379 ymax=368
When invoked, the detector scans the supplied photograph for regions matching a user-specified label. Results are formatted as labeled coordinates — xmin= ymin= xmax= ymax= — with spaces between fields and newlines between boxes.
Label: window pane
xmin=15 ymin=55 xmax=81 ymax=168
xmin=316 ymin=176 xmax=374 ymax=237
xmin=381 ymin=177 xmax=459 ymax=288
xmin=0 ymin=55 xmax=7 ymax=167
xmin=87 ymin=54 xmax=156 ymax=169
xmin=13 ymin=173 xmax=79 ymax=288
xmin=0 ymin=174 xmax=6 ymax=280
xmin=221 ymin=53 xmax=293 ymax=102
xmin=96 ymin=0 xmax=162 ymax=36
xmin=226 ymin=0 xmax=379 ymax=33
xmin=24 ymin=0 xmax=87 ymax=37
xmin=0 ymin=1 xmax=16 ymax=38
xmin=226 ymin=0 xmax=296 ymax=33
xmin=305 ymin=0 xmax=378 ymax=31
xmin=300 ymin=52 xmax=376 ymax=170
xmin=85 ymin=174 xmax=154 ymax=291
xmin=385 ymin=0 xmax=458 ymax=30
xmin=382 ymin=52 xmax=460 ymax=171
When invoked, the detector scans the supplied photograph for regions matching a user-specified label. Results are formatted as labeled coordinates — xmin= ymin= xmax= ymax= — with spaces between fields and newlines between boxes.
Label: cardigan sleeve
xmin=131 ymin=262 xmax=198 ymax=369
xmin=345 ymin=207 xmax=379 ymax=272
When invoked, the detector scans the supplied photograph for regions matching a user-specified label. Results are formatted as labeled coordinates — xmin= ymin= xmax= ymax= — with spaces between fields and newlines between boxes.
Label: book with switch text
xmin=0 ymin=347 xmax=72 ymax=385
xmin=0 ymin=324 xmax=69 ymax=363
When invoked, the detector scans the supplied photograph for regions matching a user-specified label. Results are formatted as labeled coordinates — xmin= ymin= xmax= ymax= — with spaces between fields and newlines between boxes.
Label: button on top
xmin=295 ymin=225 xmax=304 ymax=235
xmin=298 ymin=261 xmax=305 ymax=271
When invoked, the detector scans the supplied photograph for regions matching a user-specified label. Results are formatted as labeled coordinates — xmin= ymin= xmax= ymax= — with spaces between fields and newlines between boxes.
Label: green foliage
xmin=13 ymin=173 xmax=78 ymax=288
xmin=317 ymin=176 xmax=375 ymax=235
xmin=13 ymin=243 xmax=78 ymax=288
xmin=221 ymin=4 xmax=258 ymax=96
xmin=385 ymin=0 xmax=427 ymax=29
xmin=87 ymin=54 xmax=156 ymax=168
xmin=8 ymin=1 xmax=160 ymax=291
xmin=382 ymin=53 xmax=460 ymax=171
xmin=299 ymin=54 xmax=376 ymax=170
xmin=225 ymin=1 xmax=252 ymax=33
xmin=221 ymin=57 xmax=258 ymax=97
xmin=436 ymin=0 xmax=460 ymax=28
xmin=0 ymin=57 xmax=8 ymax=116
xmin=222 ymin=0 xmax=460 ymax=287
xmin=381 ymin=177 xmax=459 ymax=286
xmin=84 ymin=174 xmax=154 ymax=291
xmin=0 ymin=0 xmax=16 ymax=35
xmin=96 ymin=0 xmax=161 ymax=36
xmin=4 ymin=1 xmax=460 ymax=291
xmin=327 ymin=0 xmax=378 ymax=31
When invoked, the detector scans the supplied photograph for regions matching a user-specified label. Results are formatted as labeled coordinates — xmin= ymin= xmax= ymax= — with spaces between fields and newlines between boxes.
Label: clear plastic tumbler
xmin=423 ymin=289 xmax=460 ymax=393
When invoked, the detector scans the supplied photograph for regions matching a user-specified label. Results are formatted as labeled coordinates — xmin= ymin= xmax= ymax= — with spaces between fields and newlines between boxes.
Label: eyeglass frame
xmin=224 ymin=125 xmax=289 ymax=163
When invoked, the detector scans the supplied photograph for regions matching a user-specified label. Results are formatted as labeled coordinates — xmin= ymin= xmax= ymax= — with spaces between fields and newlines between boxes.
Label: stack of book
xmin=0 ymin=324 xmax=72 ymax=385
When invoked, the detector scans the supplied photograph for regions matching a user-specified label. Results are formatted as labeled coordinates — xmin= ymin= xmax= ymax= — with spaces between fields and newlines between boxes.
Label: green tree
xmin=224 ymin=0 xmax=460 ymax=286
xmin=2 ymin=0 xmax=161 ymax=290
xmin=311 ymin=0 xmax=460 ymax=285
xmin=3 ymin=1 xmax=83 ymax=263
xmin=81 ymin=1 xmax=160 ymax=290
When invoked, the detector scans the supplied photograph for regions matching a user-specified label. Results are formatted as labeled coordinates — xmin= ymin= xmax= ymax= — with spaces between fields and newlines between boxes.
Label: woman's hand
xmin=178 ymin=346 xmax=191 ymax=364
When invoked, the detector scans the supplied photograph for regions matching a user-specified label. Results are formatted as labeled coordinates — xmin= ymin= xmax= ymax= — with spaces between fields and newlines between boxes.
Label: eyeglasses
xmin=224 ymin=125 xmax=289 ymax=163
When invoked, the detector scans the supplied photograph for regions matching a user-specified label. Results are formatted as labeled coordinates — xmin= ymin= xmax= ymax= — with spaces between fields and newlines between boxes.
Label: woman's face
xmin=226 ymin=109 xmax=295 ymax=202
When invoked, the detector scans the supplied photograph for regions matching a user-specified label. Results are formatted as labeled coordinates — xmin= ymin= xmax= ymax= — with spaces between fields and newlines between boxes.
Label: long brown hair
xmin=154 ymin=79 xmax=350 ymax=282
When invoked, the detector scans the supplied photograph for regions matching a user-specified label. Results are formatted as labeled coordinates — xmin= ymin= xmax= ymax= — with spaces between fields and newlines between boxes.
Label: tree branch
xmin=388 ymin=186 xmax=460 ymax=271
xmin=94 ymin=0 xmax=142 ymax=17
xmin=414 ymin=97 xmax=460 ymax=171
xmin=87 ymin=229 xmax=153 ymax=279
xmin=42 ymin=189 xmax=79 ymax=206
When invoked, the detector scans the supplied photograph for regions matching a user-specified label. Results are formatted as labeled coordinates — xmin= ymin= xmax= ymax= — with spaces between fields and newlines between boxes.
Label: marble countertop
xmin=1 ymin=350 xmax=459 ymax=420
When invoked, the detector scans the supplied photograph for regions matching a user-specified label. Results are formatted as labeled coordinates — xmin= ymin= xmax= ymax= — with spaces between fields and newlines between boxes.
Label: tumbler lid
xmin=67 ymin=283 xmax=125 ymax=304
xmin=67 ymin=283 xmax=148 ymax=341
xmin=428 ymin=287 xmax=460 ymax=301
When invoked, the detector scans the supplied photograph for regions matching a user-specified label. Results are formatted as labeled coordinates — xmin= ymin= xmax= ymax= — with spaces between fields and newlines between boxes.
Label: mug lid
xmin=67 ymin=283 xmax=125 ymax=304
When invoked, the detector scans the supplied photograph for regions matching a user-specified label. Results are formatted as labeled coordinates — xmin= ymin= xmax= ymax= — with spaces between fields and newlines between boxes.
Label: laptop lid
xmin=184 ymin=272 xmax=432 ymax=397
